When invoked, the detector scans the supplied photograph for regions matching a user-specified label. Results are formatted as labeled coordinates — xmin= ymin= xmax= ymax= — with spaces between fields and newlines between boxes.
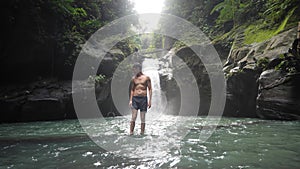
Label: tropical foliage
xmin=163 ymin=0 xmax=300 ymax=45
xmin=1 ymin=0 xmax=135 ymax=79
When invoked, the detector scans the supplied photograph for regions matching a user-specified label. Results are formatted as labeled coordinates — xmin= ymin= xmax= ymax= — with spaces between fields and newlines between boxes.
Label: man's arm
xmin=129 ymin=79 xmax=134 ymax=107
xmin=147 ymin=77 xmax=152 ymax=108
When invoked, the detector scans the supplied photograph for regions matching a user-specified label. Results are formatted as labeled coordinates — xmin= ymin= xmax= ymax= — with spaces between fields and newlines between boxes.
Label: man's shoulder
xmin=141 ymin=74 xmax=150 ymax=78
xmin=144 ymin=75 xmax=151 ymax=80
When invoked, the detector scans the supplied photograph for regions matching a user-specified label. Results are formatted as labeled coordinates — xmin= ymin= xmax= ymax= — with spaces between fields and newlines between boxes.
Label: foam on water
xmin=0 ymin=117 xmax=299 ymax=168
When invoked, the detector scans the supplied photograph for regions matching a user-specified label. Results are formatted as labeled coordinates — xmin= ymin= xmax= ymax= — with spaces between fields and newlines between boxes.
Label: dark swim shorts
xmin=131 ymin=96 xmax=148 ymax=112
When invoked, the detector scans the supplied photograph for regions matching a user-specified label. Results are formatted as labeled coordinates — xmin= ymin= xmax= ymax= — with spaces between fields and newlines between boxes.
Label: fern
xmin=210 ymin=0 xmax=235 ymax=24
xmin=274 ymin=6 xmax=297 ymax=34
xmin=210 ymin=0 xmax=246 ymax=27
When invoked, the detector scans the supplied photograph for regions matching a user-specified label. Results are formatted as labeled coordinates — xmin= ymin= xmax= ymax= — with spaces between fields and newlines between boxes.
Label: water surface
xmin=0 ymin=116 xmax=299 ymax=168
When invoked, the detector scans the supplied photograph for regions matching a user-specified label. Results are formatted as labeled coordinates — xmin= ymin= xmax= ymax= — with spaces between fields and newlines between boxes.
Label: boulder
xmin=159 ymin=46 xmax=213 ymax=115
xmin=0 ymin=78 xmax=114 ymax=123
xmin=223 ymin=27 xmax=300 ymax=119
xmin=225 ymin=27 xmax=297 ymax=72
xmin=257 ymin=70 xmax=300 ymax=120
xmin=224 ymin=69 xmax=259 ymax=117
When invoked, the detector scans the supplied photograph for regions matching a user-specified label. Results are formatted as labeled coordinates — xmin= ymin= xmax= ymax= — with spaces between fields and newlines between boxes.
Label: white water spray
xmin=142 ymin=58 xmax=167 ymax=122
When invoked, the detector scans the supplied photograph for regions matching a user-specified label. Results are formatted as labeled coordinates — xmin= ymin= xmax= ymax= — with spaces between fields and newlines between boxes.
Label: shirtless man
xmin=129 ymin=63 xmax=152 ymax=135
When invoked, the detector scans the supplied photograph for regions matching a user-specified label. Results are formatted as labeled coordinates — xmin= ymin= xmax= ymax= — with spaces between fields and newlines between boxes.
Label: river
xmin=0 ymin=117 xmax=299 ymax=168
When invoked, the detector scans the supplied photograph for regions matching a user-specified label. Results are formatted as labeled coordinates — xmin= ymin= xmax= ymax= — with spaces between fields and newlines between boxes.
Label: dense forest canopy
xmin=0 ymin=0 xmax=135 ymax=82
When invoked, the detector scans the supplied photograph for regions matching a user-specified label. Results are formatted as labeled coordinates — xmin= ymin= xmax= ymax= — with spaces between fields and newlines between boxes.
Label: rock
xmin=229 ymin=66 xmax=241 ymax=74
xmin=0 ymin=78 xmax=114 ymax=123
xmin=96 ymin=80 xmax=116 ymax=117
xmin=229 ymin=47 xmax=251 ymax=63
xmin=222 ymin=27 xmax=300 ymax=119
xmin=0 ymin=85 xmax=29 ymax=123
xmin=64 ymin=93 xmax=77 ymax=119
xmin=223 ymin=64 xmax=235 ymax=73
xmin=70 ymin=79 xmax=116 ymax=118
xmin=0 ymin=99 xmax=22 ymax=123
xmin=96 ymin=81 xmax=110 ymax=102
xmin=213 ymin=42 xmax=231 ymax=61
xmin=98 ymin=49 xmax=124 ymax=77
xmin=159 ymin=74 xmax=181 ymax=115
xmin=266 ymin=58 xmax=283 ymax=70
xmin=257 ymin=70 xmax=300 ymax=120
xmin=21 ymin=98 xmax=65 ymax=122
xmin=225 ymin=27 xmax=297 ymax=71
xmin=159 ymin=45 xmax=214 ymax=115
xmin=224 ymin=69 xmax=259 ymax=117
xmin=175 ymin=46 xmax=211 ymax=87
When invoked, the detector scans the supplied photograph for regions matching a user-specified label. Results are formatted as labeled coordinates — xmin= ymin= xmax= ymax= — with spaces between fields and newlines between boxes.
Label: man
xmin=129 ymin=63 xmax=152 ymax=135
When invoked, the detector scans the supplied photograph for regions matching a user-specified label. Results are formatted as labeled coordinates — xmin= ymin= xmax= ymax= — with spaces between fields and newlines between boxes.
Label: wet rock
xmin=0 ymin=79 xmax=114 ymax=123
xmin=159 ymin=46 xmax=212 ymax=115
xmin=257 ymin=70 xmax=300 ymax=120
xmin=21 ymin=98 xmax=65 ymax=122
xmin=224 ymin=69 xmax=259 ymax=117
xmin=64 ymin=93 xmax=76 ymax=119
xmin=96 ymin=80 xmax=116 ymax=117
xmin=222 ymin=27 xmax=300 ymax=119
xmin=0 ymin=99 xmax=22 ymax=123
xmin=70 ymin=79 xmax=115 ymax=118
xmin=98 ymin=49 xmax=124 ymax=77
xmin=159 ymin=74 xmax=181 ymax=115
xmin=266 ymin=58 xmax=283 ymax=70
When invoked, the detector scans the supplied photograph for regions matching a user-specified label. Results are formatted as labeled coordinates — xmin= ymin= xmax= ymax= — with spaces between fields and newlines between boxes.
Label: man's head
xmin=132 ymin=62 xmax=142 ymax=75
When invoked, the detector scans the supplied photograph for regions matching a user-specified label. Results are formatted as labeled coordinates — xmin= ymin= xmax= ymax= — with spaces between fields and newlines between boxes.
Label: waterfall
xmin=142 ymin=58 xmax=166 ymax=121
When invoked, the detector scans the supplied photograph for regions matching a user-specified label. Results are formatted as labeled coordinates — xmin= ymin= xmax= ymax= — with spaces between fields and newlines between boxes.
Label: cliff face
xmin=223 ymin=27 xmax=300 ymax=120
xmin=257 ymin=70 xmax=300 ymax=120
xmin=161 ymin=0 xmax=300 ymax=120
xmin=159 ymin=47 xmax=211 ymax=116
xmin=0 ymin=0 xmax=137 ymax=123
xmin=158 ymin=30 xmax=300 ymax=120
xmin=0 ymin=49 xmax=125 ymax=123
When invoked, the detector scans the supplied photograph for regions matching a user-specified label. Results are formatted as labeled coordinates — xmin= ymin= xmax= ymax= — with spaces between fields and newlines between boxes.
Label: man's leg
xmin=140 ymin=111 xmax=146 ymax=135
xmin=130 ymin=109 xmax=138 ymax=135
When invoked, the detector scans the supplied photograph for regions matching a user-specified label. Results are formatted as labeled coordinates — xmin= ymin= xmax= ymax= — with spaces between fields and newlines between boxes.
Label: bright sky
xmin=131 ymin=0 xmax=165 ymax=14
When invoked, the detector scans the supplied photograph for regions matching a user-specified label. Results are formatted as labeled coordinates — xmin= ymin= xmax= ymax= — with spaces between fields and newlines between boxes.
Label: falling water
xmin=142 ymin=58 xmax=167 ymax=121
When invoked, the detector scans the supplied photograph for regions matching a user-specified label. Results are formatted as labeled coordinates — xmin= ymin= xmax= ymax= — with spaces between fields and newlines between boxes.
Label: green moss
xmin=244 ymin=25 xmax=275 ymax=44
xmin=278 ymin=54 xmax=285 ymax=59
xmin=244 ymin=7 xmax=296 ymax=45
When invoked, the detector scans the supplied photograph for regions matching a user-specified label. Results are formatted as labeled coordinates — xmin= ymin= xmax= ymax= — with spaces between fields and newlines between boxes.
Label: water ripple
xmin=0 ymin=117 xmax=299 ymax=168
